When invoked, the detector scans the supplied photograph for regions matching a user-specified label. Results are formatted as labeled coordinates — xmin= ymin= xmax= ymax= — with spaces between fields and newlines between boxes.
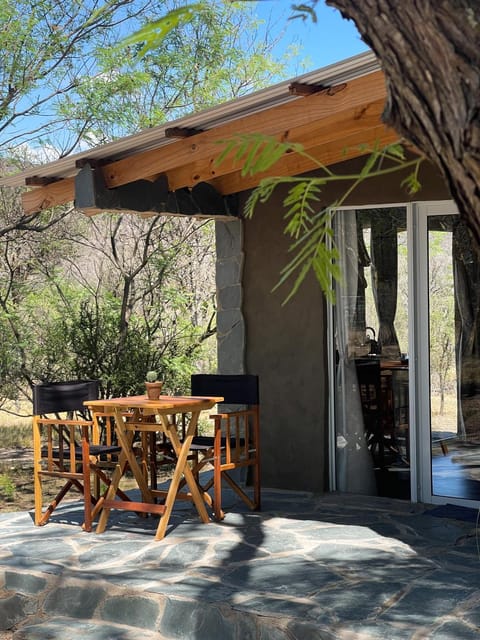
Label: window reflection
xmin=430 ymin=215 xmax=480 ymax=501
xmin=335 ymin=208 xmax=410 ymax=499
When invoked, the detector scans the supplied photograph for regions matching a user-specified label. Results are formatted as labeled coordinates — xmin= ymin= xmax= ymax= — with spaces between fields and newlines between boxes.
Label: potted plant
xmin=145 ymin=370 xmax=163 ymax=400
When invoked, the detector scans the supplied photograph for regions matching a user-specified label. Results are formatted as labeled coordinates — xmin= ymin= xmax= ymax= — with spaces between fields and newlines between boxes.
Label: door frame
xmin=413 ymin=200 xmax=480 ymax=507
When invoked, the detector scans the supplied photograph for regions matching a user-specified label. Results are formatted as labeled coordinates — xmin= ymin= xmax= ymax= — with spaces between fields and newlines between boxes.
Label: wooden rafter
xmin=22 ymin=70 xmax=389 ymax=215
xmin=211 ymin=125 xmax=399 ymax=195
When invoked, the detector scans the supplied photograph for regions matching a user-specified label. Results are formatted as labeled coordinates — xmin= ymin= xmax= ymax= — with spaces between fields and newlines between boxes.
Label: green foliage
xmin=58 ymin=1 xmax=288 ymax=145
xmin=0 ymin=314 xmax=22 ymax=398
xmin=0 ymin=0 xmax=288 ymax=154
xmin=122 ymin=4 xmax=207 ymax=57
xmin=0 ymin=473 xmax=15 ymax=501
xmin=0 ymin=0 xmax=287 ymax=408
xmin=0 ymin=208 xmax=216 ymax=403
xmin=0 ymin=0 xmax=155 ymax=152
xmin=146 ymin=370 xmax=159 ymax=382
xmin=218 ymin=133 xmax=424 ymax=303
xmin=216 ymin=134 xmax=304 ymax=177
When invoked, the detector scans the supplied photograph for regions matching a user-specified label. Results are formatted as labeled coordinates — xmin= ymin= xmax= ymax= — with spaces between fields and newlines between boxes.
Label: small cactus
xmin=146 ymin=370 xmax=158 ymax=382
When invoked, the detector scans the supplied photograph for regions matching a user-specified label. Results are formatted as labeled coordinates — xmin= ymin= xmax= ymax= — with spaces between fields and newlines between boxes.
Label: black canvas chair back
xmin=33 ymin=380 xmax=99 ymax=416
xmin=191 ymin=374 xmax=259 ymax=406
xmin=32 ymin=380 xmax=122 ymax=531
xmin=189 ymin=374 xmax=261 ymax=520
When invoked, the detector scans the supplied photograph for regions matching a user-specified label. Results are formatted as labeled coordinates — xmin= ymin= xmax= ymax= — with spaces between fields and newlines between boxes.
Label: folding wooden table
xmin=84 ymin=394 xmax=222 ymax=540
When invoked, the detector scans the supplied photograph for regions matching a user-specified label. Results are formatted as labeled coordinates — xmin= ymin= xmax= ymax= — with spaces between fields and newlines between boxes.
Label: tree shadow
xmin=2 ymin=489 xmax=480 ymax=638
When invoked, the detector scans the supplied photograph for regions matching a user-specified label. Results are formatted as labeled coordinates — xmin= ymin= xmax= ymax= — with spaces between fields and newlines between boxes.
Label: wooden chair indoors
xmin=355 ymin=360 xmax=398 ymax=468
xmin=32 ymin=380 xmax=123 ymax=532
xmin=189 ymin=374 xmax=261 ymax=520
xmin=355 ymin=360 xmax=386 ymax=467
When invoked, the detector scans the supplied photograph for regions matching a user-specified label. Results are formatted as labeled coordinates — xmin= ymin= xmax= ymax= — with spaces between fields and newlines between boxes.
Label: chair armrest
xmin=35 ymin=418 xmax=92 ymax=427
xmin=209 ymin=408 xmax=256 ymax=420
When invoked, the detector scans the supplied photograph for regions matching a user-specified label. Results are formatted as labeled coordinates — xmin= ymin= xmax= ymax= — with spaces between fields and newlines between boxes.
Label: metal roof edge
xmin=0 ymin=50 xmax=379 ymax=188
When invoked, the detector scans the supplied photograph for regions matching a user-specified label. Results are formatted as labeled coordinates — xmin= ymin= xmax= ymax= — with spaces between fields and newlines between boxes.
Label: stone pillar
xmin=215 ymin=219 xmax=245 ymax=374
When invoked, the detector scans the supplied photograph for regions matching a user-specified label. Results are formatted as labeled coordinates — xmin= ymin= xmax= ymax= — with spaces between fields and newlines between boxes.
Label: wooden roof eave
xmin=21 ymin=69 xmax=390 ymax=217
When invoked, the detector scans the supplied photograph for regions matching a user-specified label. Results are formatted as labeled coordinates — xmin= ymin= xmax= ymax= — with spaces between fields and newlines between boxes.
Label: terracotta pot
xmin=145 ymin=381 xmax=163 ymax=400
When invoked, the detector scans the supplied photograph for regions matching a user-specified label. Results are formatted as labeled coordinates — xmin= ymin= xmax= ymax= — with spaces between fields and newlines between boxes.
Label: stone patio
xmin=1 ymin=489 xmax=480 ymax=639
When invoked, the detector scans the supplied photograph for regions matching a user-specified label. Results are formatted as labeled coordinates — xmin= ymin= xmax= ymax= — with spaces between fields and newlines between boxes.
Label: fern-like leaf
xmin=216 ymin=134 xmax=304 ymax=177
xmin=244 ymin=179 xmax=280 ymax=218
xmin=283 ymin=180 xmax=323 ymax=239
xmin=121 ymin=5 xmax=206 ymax=58
xmin=273 ymin=207 xmax=341 ymax=304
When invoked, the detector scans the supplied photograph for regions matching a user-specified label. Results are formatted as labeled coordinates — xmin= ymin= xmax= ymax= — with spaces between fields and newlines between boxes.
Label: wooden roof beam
xmin=102 ymin=71 xmax=386 ymax=189
xmin=166 ymin=98 xmax=386 ymax=190
xmin=21 ymin=71 xmax=387 ymax=214
xmin=22 ymin=177 xmax=76 ymax=214
xmin=211 ymin=124 xmax=401 ymax=196
xmin=23 ymin=121 xmax=396 ymax=215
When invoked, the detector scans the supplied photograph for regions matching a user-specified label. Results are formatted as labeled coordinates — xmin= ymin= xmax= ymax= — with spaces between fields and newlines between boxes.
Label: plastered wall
xmin=215 ymin=155 xmax=450 ymax=492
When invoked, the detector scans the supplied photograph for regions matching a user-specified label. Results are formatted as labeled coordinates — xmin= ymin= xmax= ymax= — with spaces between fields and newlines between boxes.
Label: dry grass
xmin=0 ymin=405 xmax=33 ymax=511
xmin=0 ymin=400 xmax=31 ymax=447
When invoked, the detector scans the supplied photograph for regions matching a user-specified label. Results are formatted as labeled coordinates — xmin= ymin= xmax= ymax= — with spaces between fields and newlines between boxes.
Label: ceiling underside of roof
xmin=0 ymin=53 xmax=401 ymax=218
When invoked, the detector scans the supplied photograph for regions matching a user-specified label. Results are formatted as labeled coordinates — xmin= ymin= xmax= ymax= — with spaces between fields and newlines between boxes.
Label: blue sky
xmin=4 ymin=2 xmax=369 ymax=156
xmin=254 ymin=1 xmax=369 ymax=76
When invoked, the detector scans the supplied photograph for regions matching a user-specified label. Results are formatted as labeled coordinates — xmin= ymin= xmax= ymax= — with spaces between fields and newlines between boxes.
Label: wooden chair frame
xmin=189 ymin=374 xmax=261 ymax=520
xmin=32 ymin=381 xmax=124 ymax=531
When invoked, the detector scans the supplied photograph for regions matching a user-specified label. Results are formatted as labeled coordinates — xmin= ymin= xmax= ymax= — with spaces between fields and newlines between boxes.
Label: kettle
xmin=365 ymin=327 xmax=380 ymax=356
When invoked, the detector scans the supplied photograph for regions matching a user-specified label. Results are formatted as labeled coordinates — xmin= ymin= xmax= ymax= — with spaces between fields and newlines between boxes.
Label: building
xmin=2 ymin=51 xmax=476 ymax=509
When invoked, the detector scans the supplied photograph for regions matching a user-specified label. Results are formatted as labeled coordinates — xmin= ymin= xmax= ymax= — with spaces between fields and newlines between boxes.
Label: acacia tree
xmin=57 ymin=2 xmax=288 ymax=144
xmin=0 ymin=0 xmax=161 ymax=156
xmin=428 ymin=232 xmax=456 ymax=416
xmin=0 ymin=0 xmax=287 ymax=238
xmin=147 ymin=2 xmax=479 ymax=242
xmin=0 ymin=1 xmax=289 ymax=403
xmin=18 ymin=212 xmax=217 ymax=397
xmin=324 ymin=1 xmax=480 ymax=243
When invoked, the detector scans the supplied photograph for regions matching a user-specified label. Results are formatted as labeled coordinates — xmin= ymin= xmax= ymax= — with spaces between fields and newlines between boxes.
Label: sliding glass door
xmin=333 ymin=207 xmax=410 ymax=499
xmin=416 ymin=202 xmax=480 ymax=505
xmin=331 ymin=200 xmax=480 ymax=506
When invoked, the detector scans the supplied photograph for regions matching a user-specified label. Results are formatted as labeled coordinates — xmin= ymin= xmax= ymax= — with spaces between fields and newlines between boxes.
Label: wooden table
xmin=85 ymin=394 xmax=223 ymax=540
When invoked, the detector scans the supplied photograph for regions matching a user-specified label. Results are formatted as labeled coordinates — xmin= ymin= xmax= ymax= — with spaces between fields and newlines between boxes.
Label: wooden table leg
xmin=96 ymin=408 xmax=155 ymax=534
xmin=154 ymin=412 xmax=210 ymax=540
xmin=168 ymin=412 xmax=210 ymax=523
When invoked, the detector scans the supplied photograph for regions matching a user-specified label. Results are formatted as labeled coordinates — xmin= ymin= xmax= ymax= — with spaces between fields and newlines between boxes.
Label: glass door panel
xmin=333 ymin=207 xmax=410 ymax=499
xmin=428 ymin=214 xmax=480 ymax=501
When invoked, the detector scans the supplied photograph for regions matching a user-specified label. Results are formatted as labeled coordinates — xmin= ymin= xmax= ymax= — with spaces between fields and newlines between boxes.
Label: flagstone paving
xmin=0 ymin=490 xmax=479 ymax=639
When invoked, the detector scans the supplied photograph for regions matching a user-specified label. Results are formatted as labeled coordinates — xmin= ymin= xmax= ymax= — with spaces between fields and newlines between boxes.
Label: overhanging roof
xmin=0 ymin=51 xmax=398 ymax=218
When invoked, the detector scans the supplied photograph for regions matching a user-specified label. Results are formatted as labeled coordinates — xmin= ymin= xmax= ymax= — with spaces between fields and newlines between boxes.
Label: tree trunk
xmin=327 ymin=0 xmax=480 ymax=243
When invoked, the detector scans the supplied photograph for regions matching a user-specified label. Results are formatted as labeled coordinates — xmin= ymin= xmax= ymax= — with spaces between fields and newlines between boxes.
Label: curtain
xmin=452 ymin=218 xmax=480 ymax=437
xmin=371 ymin=213 xmax=400 ymax=358
xmin=334 ymin=211 xmax=377 ymax=494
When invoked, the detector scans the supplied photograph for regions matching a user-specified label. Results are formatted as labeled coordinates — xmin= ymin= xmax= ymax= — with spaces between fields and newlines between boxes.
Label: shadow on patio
xmin=1 ymin=487 xmax=480 ymax=639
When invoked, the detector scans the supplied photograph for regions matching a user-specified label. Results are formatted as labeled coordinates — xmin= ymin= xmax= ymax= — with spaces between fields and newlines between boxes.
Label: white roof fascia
xmin=0 ymin=51 xmax=379 ymax=188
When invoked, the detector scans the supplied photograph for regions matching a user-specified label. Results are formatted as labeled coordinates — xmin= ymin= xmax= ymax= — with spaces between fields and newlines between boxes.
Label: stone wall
xmin=215 ymin=219 xmax=245 ymax=375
